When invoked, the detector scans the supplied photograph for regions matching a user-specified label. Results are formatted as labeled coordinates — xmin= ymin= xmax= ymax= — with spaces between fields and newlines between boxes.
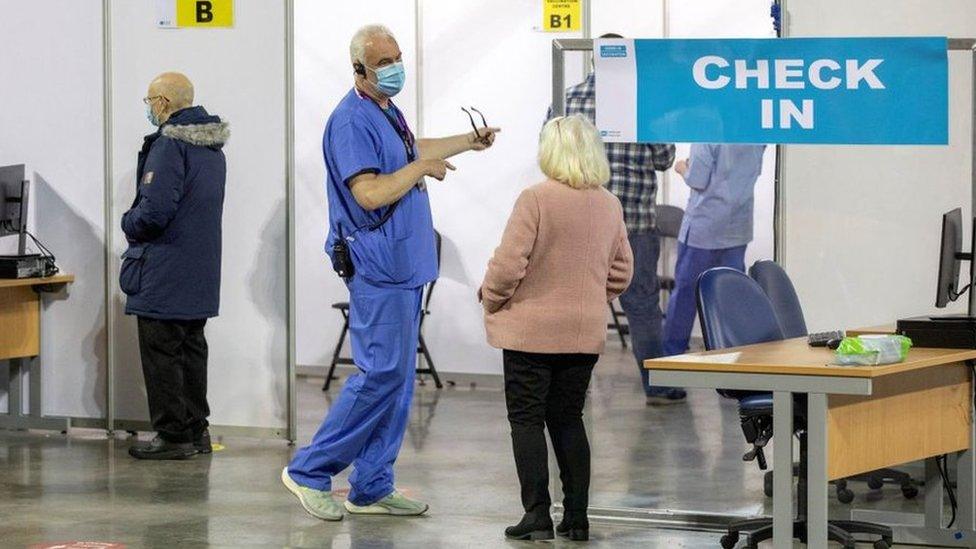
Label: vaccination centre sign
xmin=594 ymin=37 xmax=948 ymax=145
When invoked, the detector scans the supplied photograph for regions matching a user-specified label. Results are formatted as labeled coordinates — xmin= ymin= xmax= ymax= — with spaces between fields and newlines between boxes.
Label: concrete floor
xmin=0 ymin=345 xmax=932 ymax=548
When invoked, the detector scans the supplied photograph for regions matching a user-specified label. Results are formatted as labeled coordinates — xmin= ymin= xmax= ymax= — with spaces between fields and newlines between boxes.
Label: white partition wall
xmin=0 ymin=1 xmax=106 ymax=418
xmin=109 ymin=0 xmax=288 ymax=434
xmin=293 ymin=0 xmax=418 ymax=372
xmin=782 ymin=1 xmax=976 ymax=331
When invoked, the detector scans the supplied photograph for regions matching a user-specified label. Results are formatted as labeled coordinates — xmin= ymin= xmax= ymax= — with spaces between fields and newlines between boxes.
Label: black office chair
xmin=323 ymin=231 xmax=444 ymax=391
xmin=697 ymin=267 xmax=892 ymax=549
xmin=655 ymin=204 xmax=684 ymax=309
xmin=749 ymin=260 xmax=918 ymax=503
xmin=605 ymin=205 xmax=685 ymax=345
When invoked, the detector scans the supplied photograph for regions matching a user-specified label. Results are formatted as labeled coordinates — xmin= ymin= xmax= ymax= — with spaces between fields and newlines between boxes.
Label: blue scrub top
xmin=679 ymin=144 xmax=766 ymax=250
xmin=323 ymin=89 xmax=438 ymax=289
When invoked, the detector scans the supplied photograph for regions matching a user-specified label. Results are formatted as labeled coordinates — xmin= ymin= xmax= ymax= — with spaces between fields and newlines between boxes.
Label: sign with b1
xmin=595 ymin=37 xmax=948 ymax=145
xmin=542 ymin=0 xmax=581 ymax=33
xmin=156 ymin=0 xmax=234 ymax=29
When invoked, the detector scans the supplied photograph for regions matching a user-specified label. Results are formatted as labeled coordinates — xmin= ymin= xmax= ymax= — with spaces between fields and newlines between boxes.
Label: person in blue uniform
xmin=664 ymin=143 xmax=767 ymax=357
xmin=281 ymin=24 xmax=500 ymax=521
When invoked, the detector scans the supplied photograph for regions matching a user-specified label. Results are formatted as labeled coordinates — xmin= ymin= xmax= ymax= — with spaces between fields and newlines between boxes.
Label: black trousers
xmin=137 ymin=317 xmax=211 ymax=443
xmin=503 ymin=349 xmax=598 ymax=520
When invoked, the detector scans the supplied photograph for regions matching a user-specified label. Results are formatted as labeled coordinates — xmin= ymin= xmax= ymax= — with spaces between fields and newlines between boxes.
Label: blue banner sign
xmin=594 ymin=37 xmax=948 ymax=145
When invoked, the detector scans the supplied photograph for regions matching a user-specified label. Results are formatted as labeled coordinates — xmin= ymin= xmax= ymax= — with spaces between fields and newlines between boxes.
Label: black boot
xmin=504 ymin=513 xmax=554 ymax=541
xmin=128 ymin=435 xmax=197 ymax=460
xmin=194 ymin=429 xmax=213 ymax=454
xmin=556 ymin=513 xmax=590 ymax=541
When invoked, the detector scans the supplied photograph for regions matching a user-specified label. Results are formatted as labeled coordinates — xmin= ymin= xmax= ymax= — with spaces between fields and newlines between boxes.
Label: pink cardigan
xmin=480 ymin=179 xmax=634 ymax=354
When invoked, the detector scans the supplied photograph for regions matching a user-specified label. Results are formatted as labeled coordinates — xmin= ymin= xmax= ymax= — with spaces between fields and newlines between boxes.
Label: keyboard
xmin=807 ymin=330 xmax=845 ymax=347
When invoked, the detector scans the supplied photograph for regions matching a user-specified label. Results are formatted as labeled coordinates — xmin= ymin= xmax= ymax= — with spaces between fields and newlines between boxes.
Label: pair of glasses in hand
xmin=461 ymin=106 xmax=492 ymax=146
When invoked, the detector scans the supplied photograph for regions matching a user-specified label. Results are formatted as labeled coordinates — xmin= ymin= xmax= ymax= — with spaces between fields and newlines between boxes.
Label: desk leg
xmin=7 ymin=358 xmax=24 ymax=417
xmin=773 ymin=391 xmax=794 ymax=549
xmin=807 ymin=392 xmax=829 ymax=548
xmin=925 ymin=458 xmax=944 ymax=528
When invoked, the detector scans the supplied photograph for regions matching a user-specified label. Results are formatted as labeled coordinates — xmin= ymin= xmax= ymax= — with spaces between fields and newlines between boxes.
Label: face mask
xmin=146 ymin=103 xmax=160 ymax=127
xmin=368 ymin=61 xmax=406 ymax=97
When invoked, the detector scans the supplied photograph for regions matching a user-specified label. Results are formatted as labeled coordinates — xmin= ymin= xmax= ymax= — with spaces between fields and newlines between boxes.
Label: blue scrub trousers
xmin=288 ymin=276 xmax=422 ymax=505
xmin=663 ymin=242 xmax=747 ymax=357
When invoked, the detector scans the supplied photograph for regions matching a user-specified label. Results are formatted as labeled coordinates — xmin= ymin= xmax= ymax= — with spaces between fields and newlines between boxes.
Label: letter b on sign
xmin=196 ymin=1 xmax=213 ymax=23
xmin=175 ymin=0 xmax=233 ymax=27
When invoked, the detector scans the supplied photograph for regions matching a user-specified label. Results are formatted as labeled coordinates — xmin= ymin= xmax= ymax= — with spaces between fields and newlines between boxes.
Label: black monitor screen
xmin=936 ymin=208 xmax=964 ymax=308
xmin=0 ymin=164 xmax=27 ymax=237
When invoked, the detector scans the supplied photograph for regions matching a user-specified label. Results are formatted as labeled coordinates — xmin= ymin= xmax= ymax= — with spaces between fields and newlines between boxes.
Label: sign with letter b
xmin=156 ymin=0 xmax=234 ymax=28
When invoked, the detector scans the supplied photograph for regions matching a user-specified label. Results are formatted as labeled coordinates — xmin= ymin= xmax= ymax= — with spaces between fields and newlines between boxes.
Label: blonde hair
xmin=538 ymin=115 xmax=611 ymax=189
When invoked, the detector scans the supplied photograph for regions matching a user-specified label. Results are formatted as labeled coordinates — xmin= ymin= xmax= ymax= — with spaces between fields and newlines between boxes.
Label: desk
xmin=0 ymin=275 xmax=74 ymax=430
xmin=646 ymin=335 xmax=976 ymax=548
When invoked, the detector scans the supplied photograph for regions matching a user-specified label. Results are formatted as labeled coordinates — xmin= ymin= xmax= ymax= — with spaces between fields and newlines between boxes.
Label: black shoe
xmin=556 ymin=516 xmax=590 ymax=541
xmin=504 ymin=513 xmax=554 ymax=541
xmin=194 ymin=429 xmax=213 ymax=454
xmin=128 ymin=435 xmax=197 ymax=460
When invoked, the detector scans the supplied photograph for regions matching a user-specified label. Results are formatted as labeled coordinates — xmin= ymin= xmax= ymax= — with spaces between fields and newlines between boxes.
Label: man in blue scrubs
xmin=282 ymin=24 xmax=500 ymax=521
xmin=664 ymin=144 xmax=767 ymax=357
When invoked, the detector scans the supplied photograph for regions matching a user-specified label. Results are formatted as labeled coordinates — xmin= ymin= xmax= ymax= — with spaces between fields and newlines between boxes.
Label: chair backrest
xmin=423 ymin=230 xmax=443 ymax=311
xmin=655 ymin=204 xmax=684 ymax=239
xmin=748 ymin=260 xmax=808 ymax=338
xmin=696 ymin=267 xmax=785 ymax=352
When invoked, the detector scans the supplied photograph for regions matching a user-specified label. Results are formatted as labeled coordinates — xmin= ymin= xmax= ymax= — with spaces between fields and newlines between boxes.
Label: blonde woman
xmin=480 ymin=115 xmax=634 ymax=541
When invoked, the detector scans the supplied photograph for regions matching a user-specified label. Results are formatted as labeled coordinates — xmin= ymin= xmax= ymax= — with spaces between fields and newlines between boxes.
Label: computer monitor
xmin=936 ymin=208 xmax=964 ymax=307
xmin=0 ymin=164 xmax=29 ymax=254
xmin=934 ymin=207 xmax=976 ymax=319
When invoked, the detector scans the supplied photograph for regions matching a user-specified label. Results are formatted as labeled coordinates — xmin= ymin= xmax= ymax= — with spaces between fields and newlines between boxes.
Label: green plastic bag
xmin=834 ymin=335 xmax=912 ymax=366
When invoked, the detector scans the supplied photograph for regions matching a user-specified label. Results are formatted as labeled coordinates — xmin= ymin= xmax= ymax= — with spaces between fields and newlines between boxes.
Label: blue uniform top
xmin=679 ymin=144 xmax=767 ymax=250
xmin=323 ymin=88 xmax=438 ymax=289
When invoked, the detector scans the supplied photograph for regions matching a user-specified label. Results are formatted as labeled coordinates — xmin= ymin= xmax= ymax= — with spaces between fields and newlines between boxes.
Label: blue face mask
xmin=369 ymin=62 xmax=406 ymax=97
xmin=146 ymin=103 xmax=160 ymax=127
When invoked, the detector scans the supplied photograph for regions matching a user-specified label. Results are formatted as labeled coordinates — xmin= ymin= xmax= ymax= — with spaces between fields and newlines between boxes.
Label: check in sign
xmin=595 ymin=37 xmax=948 ymax=145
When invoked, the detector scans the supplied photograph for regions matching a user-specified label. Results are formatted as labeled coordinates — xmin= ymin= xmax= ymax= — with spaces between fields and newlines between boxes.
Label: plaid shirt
xmin=548 ymin=73 xmax=675 ymax=233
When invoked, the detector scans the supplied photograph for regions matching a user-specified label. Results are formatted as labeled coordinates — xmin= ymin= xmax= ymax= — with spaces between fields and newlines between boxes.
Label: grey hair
xmin=349 ymin=24 xmax=396 ymax=65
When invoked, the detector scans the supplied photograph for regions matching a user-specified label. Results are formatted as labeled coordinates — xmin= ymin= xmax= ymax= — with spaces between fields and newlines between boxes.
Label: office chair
xmin=749 ymin=260 xmax=918 ymax=503
xmin=655 ymin=204 xmax=684 ymax=312
xmin=323 ymin=231 xmax=444 ymax=390
xmin=697 ymin=268 xmax=892 ymax=549
xmin=605 ymin=205 xmax=684 ymax=345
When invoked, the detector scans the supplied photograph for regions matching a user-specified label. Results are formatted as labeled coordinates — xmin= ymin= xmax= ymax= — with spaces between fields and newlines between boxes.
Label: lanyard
xmin=370 ymin=97 xmax=416 ymax=162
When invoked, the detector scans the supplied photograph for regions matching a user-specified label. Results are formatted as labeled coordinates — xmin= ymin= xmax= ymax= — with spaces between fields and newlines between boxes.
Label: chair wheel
xmin=873 ymin=540 xmax=890 ymax=549
xmin=837 ymin=487 xmax=855 ymax=504
xmin=867 ymin=477 xmax=884 ymax=490
xmin=902 ymin=485 xmax=919 ymax=499
xmin=720 ymin=532 xmax=739 ymax=549
xmin=763 ymin=473 xmax=773 ymax=497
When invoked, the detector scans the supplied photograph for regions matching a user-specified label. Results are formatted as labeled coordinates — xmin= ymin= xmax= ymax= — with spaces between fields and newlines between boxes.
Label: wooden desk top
xmin=847 ymin=324 xmax=896 ymax=336
xmin=645 ymin=335 xmax=976 ymax=379
xmin=0 ymin=274 xmax=74 ymax=289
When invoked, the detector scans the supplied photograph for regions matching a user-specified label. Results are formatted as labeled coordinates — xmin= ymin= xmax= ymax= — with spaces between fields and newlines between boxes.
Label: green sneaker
xmin=344 ymin=490 xmax=429 ymax=516
xmin=280 ymin=467 xmax=344 ymax=521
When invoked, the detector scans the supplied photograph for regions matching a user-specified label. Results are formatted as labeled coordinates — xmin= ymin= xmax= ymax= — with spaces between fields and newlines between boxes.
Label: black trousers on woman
xmin=503 ymin=350 xmax=598 ymax=522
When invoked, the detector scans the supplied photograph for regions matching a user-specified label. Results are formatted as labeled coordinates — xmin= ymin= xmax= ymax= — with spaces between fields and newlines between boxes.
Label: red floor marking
xmin=27 ymin=541 xmax=125 ymax=549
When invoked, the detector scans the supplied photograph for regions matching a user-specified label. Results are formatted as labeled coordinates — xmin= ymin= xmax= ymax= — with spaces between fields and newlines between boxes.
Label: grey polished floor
xmin=0 ymin=345 xmax=932 ymax=548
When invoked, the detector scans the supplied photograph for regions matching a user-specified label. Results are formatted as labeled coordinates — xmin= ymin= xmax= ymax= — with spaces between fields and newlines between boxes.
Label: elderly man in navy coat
xmin=121 ymin=72 xmax=229 ymax=460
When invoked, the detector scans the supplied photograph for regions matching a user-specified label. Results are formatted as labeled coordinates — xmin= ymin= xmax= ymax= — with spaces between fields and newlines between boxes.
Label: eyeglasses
xmin=143 ymin=95 xmax=170 ymax=105
xmin=461 ymin=106 xmax=491 ymax=145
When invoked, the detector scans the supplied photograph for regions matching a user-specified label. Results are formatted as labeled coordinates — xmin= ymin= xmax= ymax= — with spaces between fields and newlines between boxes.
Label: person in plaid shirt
xmin=546 ymin=33 xmax=684 ymax=405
